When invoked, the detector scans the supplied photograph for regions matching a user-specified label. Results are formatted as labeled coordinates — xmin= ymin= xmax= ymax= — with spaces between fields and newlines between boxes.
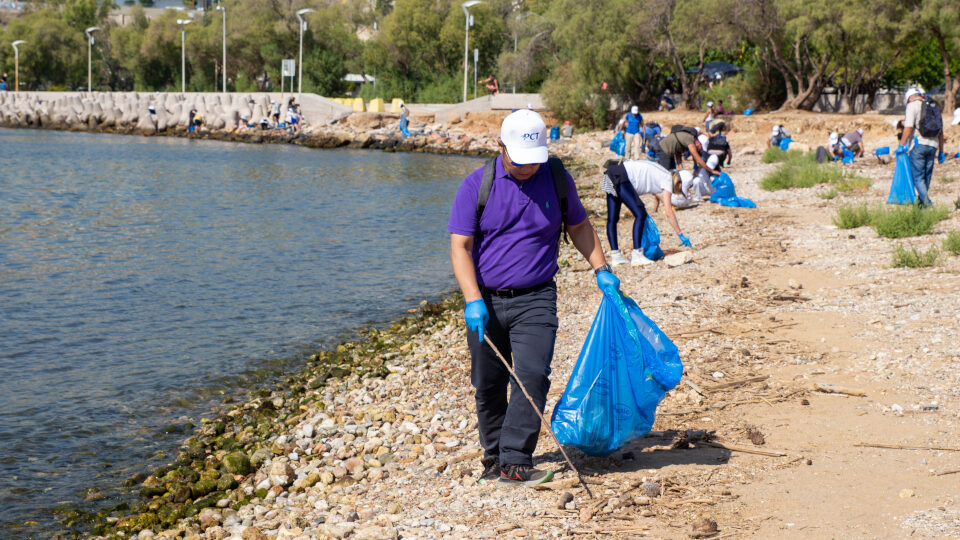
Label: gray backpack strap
xmin=548 ymin=157 xmax=570 ymax=244
xmin=475 ymin=157 xmax=499 ymax=237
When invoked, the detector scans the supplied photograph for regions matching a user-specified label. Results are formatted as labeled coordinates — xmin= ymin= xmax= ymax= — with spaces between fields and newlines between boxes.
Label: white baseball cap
xmin=771 ymin=126 xmax=780 ymax=135
xmin=856 ymin=128 xmax=863 ymax=135
xmin=952 ymin=107 xmax=960 ymax=126
xmin=829 ymin=132 xmax=838 ymax=144
xmin=630 ymin=105 xmax=639 ymax=114
xmin=706 ymin=101 xmax=714 ymax=107
xmin=698 ymin=134 xmax=710 ymax=148
xmin=905 ymin=87 xmax=923 ymax=100
xmin=500 ymin=109 xmax=548 ymax=164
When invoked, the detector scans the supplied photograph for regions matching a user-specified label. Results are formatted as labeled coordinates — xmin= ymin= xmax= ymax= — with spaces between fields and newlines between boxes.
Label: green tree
xmin=908 ymin=0 xmax=960 ymax=113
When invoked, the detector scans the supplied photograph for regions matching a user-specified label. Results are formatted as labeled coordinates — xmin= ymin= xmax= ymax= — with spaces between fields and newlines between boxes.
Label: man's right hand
xmin=464 ymin=299 xmax=489 ymax=342
xmin=896 ymin=145 xmax=907 ymax=155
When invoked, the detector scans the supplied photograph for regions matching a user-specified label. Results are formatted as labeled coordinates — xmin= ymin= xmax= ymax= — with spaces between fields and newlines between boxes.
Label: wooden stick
xmin=855 ymin=443 xmax=960 ymax=452
xmin=706 ymin=375 xmax=769 ymax=392
xmin=702 ymin=441 xmax=788 ymax=457
xmin=813 ymin=383 xmax=866 ymax=397
xmin=483 ymin=339 xmax=594 ymax=498
xmin=935 ymin=469 xmax=960 ymax=476
xmin=684 ymin=378 xmax=707 ymax=396
xmin=672 ymin=326 xmax=722 ymax=337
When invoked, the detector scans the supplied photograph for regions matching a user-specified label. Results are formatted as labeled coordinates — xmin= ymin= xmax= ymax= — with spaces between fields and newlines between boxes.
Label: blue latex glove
xmin=596 ymin=270 xmax=620 ymax=292
xmin=678 ymin=233 xmax=692 ymax=247
xmin=938 ymin=151 xmax=945 ymax=164
xmin=464 ymin=299 xmax=489 ymax=342
xmin=895 ymin=145 xmax=907 ymax=155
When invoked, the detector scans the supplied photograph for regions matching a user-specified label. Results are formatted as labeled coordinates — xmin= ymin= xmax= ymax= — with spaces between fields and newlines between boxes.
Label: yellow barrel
xmin=367 ymin=98 xmax=385 ymax=112
xmin=351 ymin=98 xmax=366 ymax=112
xmin=391 ymin=98 xmax=404 ymax=113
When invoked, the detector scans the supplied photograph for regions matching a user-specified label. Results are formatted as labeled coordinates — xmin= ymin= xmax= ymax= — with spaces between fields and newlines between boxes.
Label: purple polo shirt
xmin=448 ymin=156 xmax=587 ymax=290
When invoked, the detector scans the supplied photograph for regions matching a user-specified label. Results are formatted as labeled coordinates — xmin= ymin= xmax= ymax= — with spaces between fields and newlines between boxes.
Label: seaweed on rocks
xmin=64 ymin=294 xmax=464 ymax=538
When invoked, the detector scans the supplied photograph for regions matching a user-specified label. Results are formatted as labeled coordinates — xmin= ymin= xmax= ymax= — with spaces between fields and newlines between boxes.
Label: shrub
xmin=833 ymin=204 xmax=951 ymax=237
xmin=940 ymin=177 xmax=956 ymax=184
xmin=833 ymin=175 xmax=872 ymax=193
xmin=943 ymin=230 xmax=960 ymax=255
xmin=761 ymin=147 xmax=805 ymax=164
xmin=761 ymin=158 xmax=842 ymax=190
xmin=871 ymin=205 xmax=950 ymax=238
xmin=833 ymin=204 xmax=871 ymax=229
xmin=891 ymin=244 xmax=940 ymax=268
xmin=818 ymin=189 xmax=838 ymax=200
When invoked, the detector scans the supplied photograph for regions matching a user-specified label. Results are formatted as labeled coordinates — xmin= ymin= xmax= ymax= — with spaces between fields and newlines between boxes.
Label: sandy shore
xmin=18 ymin=109 xmax=960 ymax=539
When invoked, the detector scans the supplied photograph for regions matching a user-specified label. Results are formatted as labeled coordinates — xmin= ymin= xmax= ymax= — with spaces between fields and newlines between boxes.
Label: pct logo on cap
xmin=500 ymin=109 xmax=548 ymax=165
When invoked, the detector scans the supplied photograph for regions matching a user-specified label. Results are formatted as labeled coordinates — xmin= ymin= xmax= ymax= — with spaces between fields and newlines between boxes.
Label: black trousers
xmin=467 ymin=282 xmax=558 ymax=466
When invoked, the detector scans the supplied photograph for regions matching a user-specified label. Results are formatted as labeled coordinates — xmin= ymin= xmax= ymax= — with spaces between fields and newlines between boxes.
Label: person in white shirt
xmin=601 ymin=160 xmax=692 ymax=266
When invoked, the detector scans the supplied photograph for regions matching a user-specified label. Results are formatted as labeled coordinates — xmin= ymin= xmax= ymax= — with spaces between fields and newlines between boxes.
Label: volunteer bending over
xmin=448 ymin=110 xmax=620 ymax=487
xmin=603 ymin=160 xmax=693 ymax=267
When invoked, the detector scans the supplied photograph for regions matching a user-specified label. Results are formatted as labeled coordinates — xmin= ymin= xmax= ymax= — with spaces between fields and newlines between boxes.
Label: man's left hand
xmin=678 ymin=234 xmax=692 ymax=247
xmin=939 ymin=151 xmax=946 ymax=164
xmin=596 ymin=270 xmax=620 ymax=292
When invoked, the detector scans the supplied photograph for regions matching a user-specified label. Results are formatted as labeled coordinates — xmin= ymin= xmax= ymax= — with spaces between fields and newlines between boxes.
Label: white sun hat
xmin=499 ymin=109 xmax=548 ymax=164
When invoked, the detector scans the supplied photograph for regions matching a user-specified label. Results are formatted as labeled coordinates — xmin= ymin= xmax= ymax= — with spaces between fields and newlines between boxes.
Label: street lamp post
xmin=11 ymin=40 xmax=25 ymax=92
xmin=296 ymin=8 xmax=314 ymax=100
xmin=177 ymin=19 xmax=192 ymax=94
xmin=216 ymin=5 xmax=226 ymax=93
xmin=217 ymin=4 xmax=227 ymax=94
xmin=473 ymin=48 xmax=478 ymax=100
xmin=85 ymin=27 xmax=99 ymax=93
xmin=462 ymin=1 xmax=482 ymax=103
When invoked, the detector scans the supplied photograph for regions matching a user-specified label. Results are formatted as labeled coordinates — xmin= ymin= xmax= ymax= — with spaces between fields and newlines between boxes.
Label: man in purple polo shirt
xmin=449 ymin=110 xmax=621 ymax=486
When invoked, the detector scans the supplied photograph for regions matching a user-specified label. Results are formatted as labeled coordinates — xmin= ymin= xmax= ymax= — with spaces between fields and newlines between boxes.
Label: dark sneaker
xmin=477 ymin=456 xmax=500 ymax=485
xmin=498 ymin=464 xmax=554 ymax=486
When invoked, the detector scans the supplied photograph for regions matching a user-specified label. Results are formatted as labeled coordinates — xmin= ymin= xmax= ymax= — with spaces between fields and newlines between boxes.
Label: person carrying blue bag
xmin=601 ymin=160 xmax=693 ymax=267
xmin=899 ymin=88 xmax=945 ymax=207
xmin=448 ymin=110 xmax=622 ymax=487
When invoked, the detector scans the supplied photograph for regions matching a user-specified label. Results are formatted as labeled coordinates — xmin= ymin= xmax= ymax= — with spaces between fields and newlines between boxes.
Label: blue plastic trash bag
xmin=887 ymin=151 xmax=917 ymax=205
xmin=550 ymin=126 xmax=561 ymax=141
xmin=641 ymin=215 xmax=664 ymax=261
xmin=841 ymin=148 xmax=854 ymax=164
xmin=551 ymin=289 xmax=683 ymax=456
xmin=779 ymin=137 xmax=792 ymax=151
xmin=875 ymin=146 xmax=890 ymax=157
xmin=709 ymin=173 xmax=736 ymax=200
xmin=609 ymin=131 xmax=625 ymax=156
xmin=709 ymin=173 xmax=757 ymax=208
xmin=743 ymin=108 xmax=754 ymax=116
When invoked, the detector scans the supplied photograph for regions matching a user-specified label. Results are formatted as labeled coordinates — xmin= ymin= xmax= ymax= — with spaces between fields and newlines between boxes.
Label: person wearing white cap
xmin=828 ymin=132 xmax=840 ymax=156
xmin=270 ymin=99 xmax=281 ymax=125
xmin=616 ymin=105 xmax=645 ymax=160
xmin=839 ymin=128 xmax=865 ymax=159
xmin=899 ymin=87 xmax=944 ymax=207
xmin=448 ymin=109 xmax=619 ymax=487
xmin=769 ymin=125 xmax=788 ymax=148
xmin=702 ymin=101 xmax=716 ymax=132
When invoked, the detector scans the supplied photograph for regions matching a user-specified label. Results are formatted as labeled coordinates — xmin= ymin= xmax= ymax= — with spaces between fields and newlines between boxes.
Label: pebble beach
xmin=5 ymin=103 xmax=960 ymax=539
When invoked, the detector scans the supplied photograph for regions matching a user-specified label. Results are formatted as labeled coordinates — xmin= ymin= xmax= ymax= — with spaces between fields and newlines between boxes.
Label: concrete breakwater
xmin=0 ymin=90 xmax=511 ymax=156
xmin=0 ymin=91 xmax=353 ymax=134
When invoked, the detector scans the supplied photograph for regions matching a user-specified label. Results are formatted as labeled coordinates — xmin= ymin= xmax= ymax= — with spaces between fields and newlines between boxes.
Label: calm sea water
xmin=0 ymin=128 xmax=483 ymax=535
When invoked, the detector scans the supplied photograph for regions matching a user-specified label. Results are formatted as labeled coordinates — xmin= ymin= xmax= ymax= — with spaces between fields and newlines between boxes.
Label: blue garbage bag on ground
xmin=841 ymin=148 xmax=854 ymax=163
xmin=640 ymin=215 xmax=664 ymax=261
xmin=744 ymin=108 xmax=754 ymax=116
xmin=875 ymin=146 xmax=890 ymax=157
xmin=779 ymin=137 xmax=792 ymax=151
xmin=887 ymin=151 xmax=917 ymax=205
xmin=709 ymin=173 xmax=736 ymax=200
xmin=709 ymin=172 xmax=757 ymax=208
xmin=609 ymin=131 xmax=625 ymax=156
xmin=550 ymin=126 xmax=561 ymax=141
xmin=551 ymin=289 xmax=683 ymax=456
